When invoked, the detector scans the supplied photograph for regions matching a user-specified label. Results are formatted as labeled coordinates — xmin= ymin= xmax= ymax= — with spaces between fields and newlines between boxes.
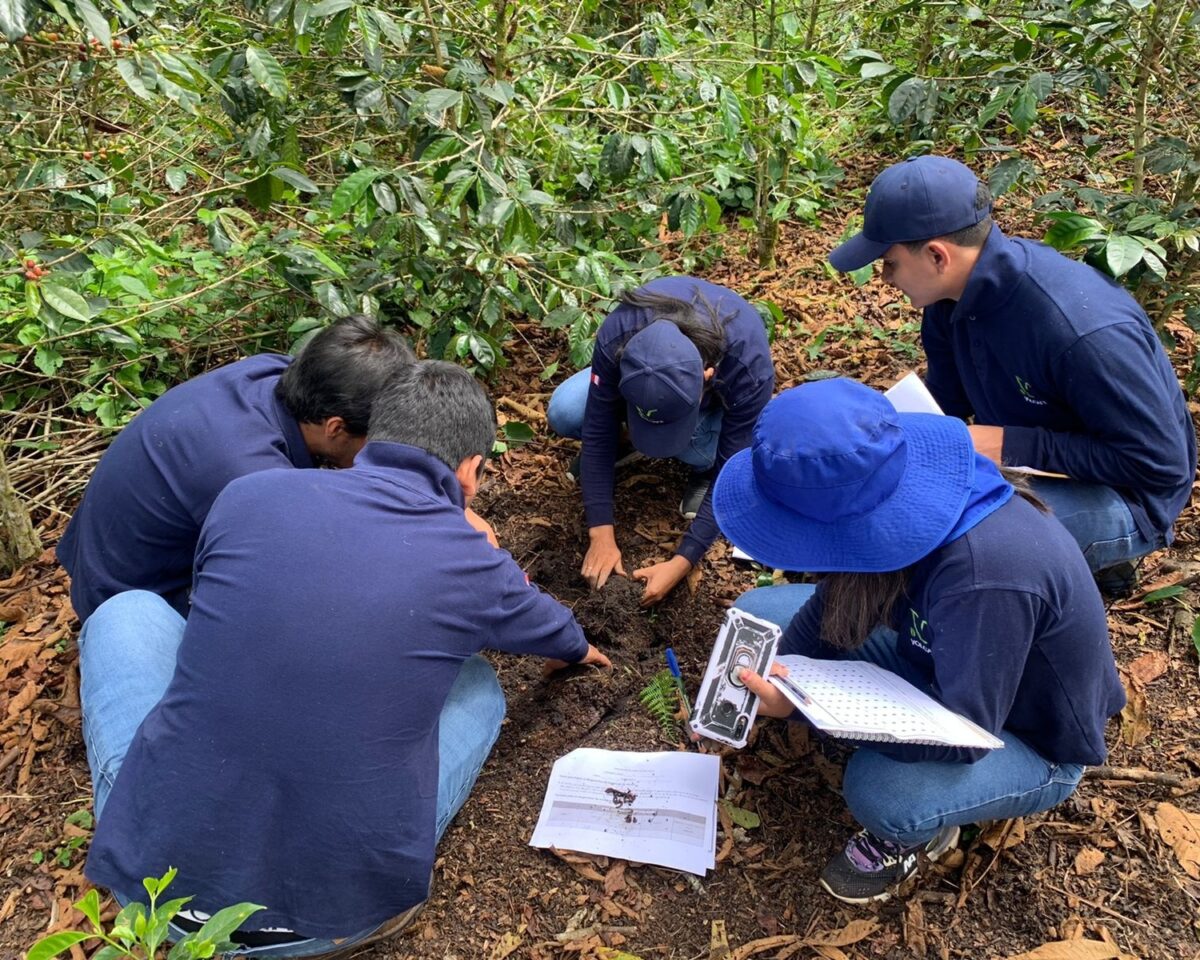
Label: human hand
xmin=543 ymin=642 xmax=613 ymax=677
xmin=464 ymin=506 xmax=499 ymax=548
xmin=738 ymin=662 xmax=795 ymax=719
xmin=582 ymin=526 xmax=626 ymax=590
xmin=967 ymin=424 xmax=1004 ymax=465
xmin=633 ymin=555 xmax=692 ymax=607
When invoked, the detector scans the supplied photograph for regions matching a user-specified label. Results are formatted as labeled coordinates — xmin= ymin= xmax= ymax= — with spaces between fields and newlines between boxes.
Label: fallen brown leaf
xmin=809 ymin=918 xmax=879 ymax=947
xmin=1003 ymin=939 xmax=1130 ymax=959
xmin=1127 ymin=650 xmax=1169 ymax=687
xmin=1073 ymin=847 xmax=1106 ymax=876
xmin=729 ymin=934 xmax=801 ymax=960
xmin=980 ymin=818 xmax=1026 ymax=850
xmin=1117 ymin=681 xmax=1150 ymax=747
xmin=1153 ymin=802 xmax=1200 ymax=879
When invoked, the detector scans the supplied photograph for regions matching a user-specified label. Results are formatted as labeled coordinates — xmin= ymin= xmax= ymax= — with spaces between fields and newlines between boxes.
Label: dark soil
xmin=4 ymin=212 xmax=1200 ymax=960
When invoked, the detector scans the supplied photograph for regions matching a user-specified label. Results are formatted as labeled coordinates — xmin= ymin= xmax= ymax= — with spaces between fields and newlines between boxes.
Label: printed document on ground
xmin=529 ymin=748 xmax=719 ymax=875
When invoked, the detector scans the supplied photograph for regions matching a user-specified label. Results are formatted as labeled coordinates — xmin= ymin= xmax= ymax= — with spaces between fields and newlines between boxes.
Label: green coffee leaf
xmin=41 ymin=284 xmax=93 ymax=322
xmin=26 ymin=931 xmax=95 ymax=960
xmin=246 ymin=46 xmax=288 ymax=100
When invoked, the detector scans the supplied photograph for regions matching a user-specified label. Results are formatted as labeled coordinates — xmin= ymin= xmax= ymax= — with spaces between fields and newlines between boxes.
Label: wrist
xmin=589 ymin=524 xmax=617 ymax=543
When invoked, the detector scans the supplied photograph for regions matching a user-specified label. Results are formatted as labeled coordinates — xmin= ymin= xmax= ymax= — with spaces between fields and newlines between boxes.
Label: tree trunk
xmin=0 ymin=444 xmax=40 ymax=577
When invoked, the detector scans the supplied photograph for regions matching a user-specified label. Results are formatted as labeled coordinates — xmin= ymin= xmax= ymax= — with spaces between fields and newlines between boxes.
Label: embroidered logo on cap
xmin=636 ymin=405 xmax=664 ymax=423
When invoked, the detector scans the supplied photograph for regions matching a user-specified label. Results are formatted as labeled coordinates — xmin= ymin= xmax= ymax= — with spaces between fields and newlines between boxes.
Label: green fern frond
xmin=639 ymin=668 xmax=682 ymax=742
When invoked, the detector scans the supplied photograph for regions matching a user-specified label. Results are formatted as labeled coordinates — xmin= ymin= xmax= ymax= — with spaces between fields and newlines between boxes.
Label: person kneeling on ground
xmin=712 ymin=378 xmax=1125 ymax=904
xmin=828 ymin=155 xmax=1196 ymax=595
xmin=57 ymin=314 xmax=416 ymax=624
xmin=546 ymin=276 xmax=774 ymax=605
xmin=79 ymin=360 xmax=611 ymax=957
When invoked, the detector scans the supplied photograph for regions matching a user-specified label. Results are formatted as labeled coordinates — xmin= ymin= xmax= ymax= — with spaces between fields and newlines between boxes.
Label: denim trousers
xmin=79 ymin=590 xmax=507 ymax=958
xmin=733 ymin=584 xmax=1084 ymax=846
xmin=1026 ymin=476 xmax=1162 ymax=572
xmin=546 ymin=366 xmax=723 ymax=471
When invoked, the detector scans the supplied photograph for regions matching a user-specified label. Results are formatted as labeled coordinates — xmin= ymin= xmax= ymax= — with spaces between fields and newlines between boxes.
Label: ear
xmin=703 ymin=367 xmax=716 ymax=382
xmin=322 ymin=415 xmax=349 ymax=440
xmin=455 ymin=454 xmax=485 ymax=500
xmin=925 ymin=240 xmax=951 ymax=272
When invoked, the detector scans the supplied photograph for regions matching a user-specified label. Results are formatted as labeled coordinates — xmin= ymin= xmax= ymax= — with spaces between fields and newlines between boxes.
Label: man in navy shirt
xmin=829 ymin=156 xmax=1196 ymax=591
xmin=547 ymin=277 xmax=775 ymax=604
xmin=80 ymin=360 xmax=611 ymax=955
xmin=717 ymin=379 xmax=1124 ymax=903
xmin=58 ymin=315 xmax=414 ymax=623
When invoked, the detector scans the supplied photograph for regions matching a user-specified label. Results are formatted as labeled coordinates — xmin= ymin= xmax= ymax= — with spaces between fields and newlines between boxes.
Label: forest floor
xmin=3 ymin=169 xmax=1200 ymax=960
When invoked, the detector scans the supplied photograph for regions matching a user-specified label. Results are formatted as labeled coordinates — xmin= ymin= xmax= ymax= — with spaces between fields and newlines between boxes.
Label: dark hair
xmin=902 ymin=182 xmax=994 ymax=252
xmin=617 ymin=287 xmax=727 ymax=370
xmin=276 ymin=314 xmax=415 ymax=435
xmin=367 ymin=360 xmax=497 ymax=471
xmin=817 ymin=472 xmax=1046 ymax=650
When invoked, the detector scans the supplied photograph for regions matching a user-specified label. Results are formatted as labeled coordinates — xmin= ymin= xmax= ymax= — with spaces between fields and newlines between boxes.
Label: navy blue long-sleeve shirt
xmin=85 ymin=442 xmax=588 ymax=938
xmin=57 ymin=354 xmax=311 ymax=621
xmin=780 ymin=495 xmax=1125 ymax=765
xmin=922 ymin=225 xmax=1196 ymax=544
xmin=581 ymin=277 xmax=775 ymax=564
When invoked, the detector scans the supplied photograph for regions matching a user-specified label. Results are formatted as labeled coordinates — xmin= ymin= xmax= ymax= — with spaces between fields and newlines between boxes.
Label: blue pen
xmin=664 ymin=647 xmax=692 ymax=715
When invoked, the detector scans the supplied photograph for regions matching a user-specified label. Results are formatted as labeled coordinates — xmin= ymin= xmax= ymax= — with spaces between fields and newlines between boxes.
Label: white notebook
xmin=769 ymin=655 xmax=1004 ymax=750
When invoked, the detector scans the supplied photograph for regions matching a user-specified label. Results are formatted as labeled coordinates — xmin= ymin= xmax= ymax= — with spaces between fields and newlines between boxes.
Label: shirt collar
xmin=269 ymin=386 xmax=314 ymax=469
xmin=951 ymin=224 xmax=1027 ymax=321
xmin=352 ymin=441 xmax=466 ymax=508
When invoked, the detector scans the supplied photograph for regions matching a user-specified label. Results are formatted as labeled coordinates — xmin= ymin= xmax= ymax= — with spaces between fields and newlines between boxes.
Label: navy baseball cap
xmin=829 ymin=156 xmax=992 ymax=273
xmin=619 ymin=320 xmax=704 ymax=459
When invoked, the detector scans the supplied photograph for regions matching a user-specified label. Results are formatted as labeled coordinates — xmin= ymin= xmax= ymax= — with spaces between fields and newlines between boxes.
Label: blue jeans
xmin=733 ymin=585 xmax=1085 ymax=846
xmin=1027 ymin=477 xmax=1161 ymax=572
xmin=79 ymin=591 xmax=507 ymax=957
xmin=547 ymin=367 xmax=723 ymax=471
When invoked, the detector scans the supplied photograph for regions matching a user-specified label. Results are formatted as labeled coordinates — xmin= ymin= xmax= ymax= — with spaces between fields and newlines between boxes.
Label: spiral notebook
xmin=769 ymin=655 xmax=1004 ymax=750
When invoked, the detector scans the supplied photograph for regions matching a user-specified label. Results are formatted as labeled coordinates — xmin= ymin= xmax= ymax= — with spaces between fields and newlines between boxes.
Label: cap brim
xmin=829 ymin=232 xmax=892 ymax=273
xmin=713 ymin=413 xmax=974 ymax=572
xmin=626 ymin=404 xmax=701 ymax=460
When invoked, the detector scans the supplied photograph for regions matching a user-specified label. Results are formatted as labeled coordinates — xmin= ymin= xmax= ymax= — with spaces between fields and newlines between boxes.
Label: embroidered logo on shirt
xmin=1015 ymin=375 xmax=1048 ymax=407
xmin=907 ymin=608 xmax=930 ymax=654
xmin=636 ymin=405 xmax=664 ymax=423
xmin=591 ymin=372 xmax=601 ymax=387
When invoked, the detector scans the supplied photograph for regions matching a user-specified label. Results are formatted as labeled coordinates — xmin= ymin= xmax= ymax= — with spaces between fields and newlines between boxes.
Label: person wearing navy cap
xmin=547 ymin=277 xmax=775 ymax=605
xmin=829 ymin=155 xmax=1195 ymax=594
xmin=713 ymin=378 xmax=1124 ymax=903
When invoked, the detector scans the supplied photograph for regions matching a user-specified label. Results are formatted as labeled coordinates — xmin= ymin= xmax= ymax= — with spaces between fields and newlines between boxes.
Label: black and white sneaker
xmin=679 ymin=473 xmax=712 ymax=520
xmin=819 ymin=824 xmax=960 ymax=904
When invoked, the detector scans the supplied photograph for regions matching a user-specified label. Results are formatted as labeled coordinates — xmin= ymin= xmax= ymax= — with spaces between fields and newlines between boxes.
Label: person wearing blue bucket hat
xmin=546 ymin=277 xmax=774 ymax=605
xmin=713 ymin=379 xmax=1125 ymax=904
xmin=829 ymin=155 xmax=1195 ymax=598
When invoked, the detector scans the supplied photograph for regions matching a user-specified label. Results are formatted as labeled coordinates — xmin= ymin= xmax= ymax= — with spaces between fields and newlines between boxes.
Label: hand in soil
xmin=582 ymin=524 xmax=626 ymax=589
xmin=464 ymin=506 xmax=499 ymax=548
xmin=633 ymin=555 xmax=692 ymax=606
xmin=542 ymin=641 xmax=612 ymax=677
xmin=738 ymin=661 xmax=795 ymax=719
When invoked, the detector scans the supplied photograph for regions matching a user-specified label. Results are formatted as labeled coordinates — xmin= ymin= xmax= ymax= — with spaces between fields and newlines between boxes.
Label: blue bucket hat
xmin=829 ymin=156 xmax=992 ymax=273
xmin=713 ymin=379 xmax=975 ymax=572
xmin=619 ymin=320 xmax=704 ymax=458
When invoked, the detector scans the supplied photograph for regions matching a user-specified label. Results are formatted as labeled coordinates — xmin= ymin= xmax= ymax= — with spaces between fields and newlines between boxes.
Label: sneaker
xmin=819 ymin=824 xmax=960 ymax=904
xmin=679 ymin=474 xmax=712 ymax=520
xmin=1095 ymin=560 xmax=1138 ymax=599
xmin=565 ymin=448 xmax=644 ymax=484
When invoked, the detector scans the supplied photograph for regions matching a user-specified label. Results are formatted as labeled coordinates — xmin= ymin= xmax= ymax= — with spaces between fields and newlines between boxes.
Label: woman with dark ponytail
xmin=547 ymin=276 xmax=774 ymax=605
xmin=713 ymin=378 xmax=1125 ymax=904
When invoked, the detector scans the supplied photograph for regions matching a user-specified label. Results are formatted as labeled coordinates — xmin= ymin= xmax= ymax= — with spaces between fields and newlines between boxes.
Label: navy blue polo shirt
xmin=922 ymin=225 xmax=1196 ymax=544
xmin=581 ymin=277 xmax=775 ymax=564
xmin=85 ymin=442 xmax=588 ymax=938
xmin=57 ymin=355 xmax=312 ymax=621
xmin=781 ymin=495 xmax=1125 ymax=765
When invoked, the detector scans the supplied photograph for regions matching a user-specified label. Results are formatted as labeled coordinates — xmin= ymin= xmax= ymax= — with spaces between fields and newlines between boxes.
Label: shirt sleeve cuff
xmin=1001 ymin=425 xmax=1040 ymax=467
